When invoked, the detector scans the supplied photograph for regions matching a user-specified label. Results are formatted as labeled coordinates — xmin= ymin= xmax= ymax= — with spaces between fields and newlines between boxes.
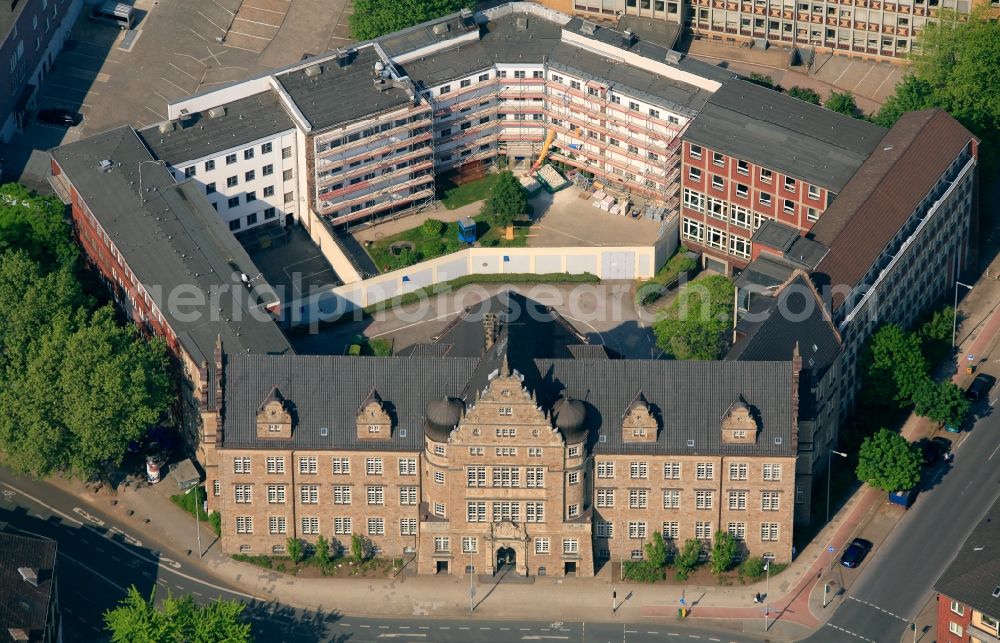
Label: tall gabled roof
xmin=0 ymin=529 xmax=57 ymax=643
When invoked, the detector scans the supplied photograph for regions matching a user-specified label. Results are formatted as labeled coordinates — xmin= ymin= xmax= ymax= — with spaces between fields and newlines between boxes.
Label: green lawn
xmin=170 ymin=487 xmax=221 ymax=536
xmin=366 ymin=215 xmax=529 ymax=273
xmin=437 ymin=174 xmax=502 ymax=210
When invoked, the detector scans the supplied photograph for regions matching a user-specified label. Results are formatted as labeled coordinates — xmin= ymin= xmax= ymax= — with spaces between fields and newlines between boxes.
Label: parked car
xmin=840 ymin=538 xmax=874 ymax=568
xmin=965 ymin=373 xmax=996 ymax=402
xmin=37 ymin=108 xmax=82 ymax=127
xmin=918 ymin=437 xmax=952 ymax=465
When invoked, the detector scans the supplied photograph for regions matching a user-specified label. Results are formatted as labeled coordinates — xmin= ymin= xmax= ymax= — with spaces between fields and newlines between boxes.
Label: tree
xmin=482 ymin=170 xmax=526 ymax=229
xmin=644 ymin=531 xmax=668 ymax=570
xmin=919 ymin=306 xmax=956 ymax=365
xmin=786 ymin=86 xmax=822 ymax=105
xmin=350 ymin=0 xmax=468 ymax=40
xmin=746 ymin=73 xmax=778 ymax=90
xmin=286 ymin=537 xmax=304 ymax=563
xmin=653 ymin=275 xmax=735 ymax=360
xmin=315 ymin=535 xmax=332 ymax=568
xmin=674 ymin=538 xmax=702 ymax=581
xmin=0 ymin=183 xmax=78 ymax=270
xmin=739 ymin=556 xmax=767 ymax=580
xmin=913 ymin=379 xmax=970 ymax=426
xmin=855 ymin=428 xmax=921 ymax=491
xmin=104 ymin=585 xmax=251 ymax=643
xmin=872 ymin=75 xmax=934 ymax=128
xmin=862 ymin=324 xmax=928 ymax=407
xmin=710 ymin=531 xmax=738 ymax=575
xmin=824 ymin=91 xmax=862 ymax=118
xmin=351 ymin=533 xmax=371 ymax=563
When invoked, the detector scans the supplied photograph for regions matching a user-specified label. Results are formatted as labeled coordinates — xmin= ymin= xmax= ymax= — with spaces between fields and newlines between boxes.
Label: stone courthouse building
xmin=206 ymin=293 xmax=798 ymax=576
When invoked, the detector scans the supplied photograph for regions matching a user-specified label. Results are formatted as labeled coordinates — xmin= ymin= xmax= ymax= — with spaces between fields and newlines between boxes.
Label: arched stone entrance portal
xmin=496 ymin=546 xmax=516 ymax=571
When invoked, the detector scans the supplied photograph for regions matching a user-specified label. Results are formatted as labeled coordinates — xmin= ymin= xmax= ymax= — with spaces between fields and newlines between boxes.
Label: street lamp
xmin=764 ymin=559 xmax=770 ymax=631
xmin=952 ymin=279 xmax=974 ymax=347
xmin=192 ymin=484 xmax=203 ymax=558
xmin=826 ymin=449 xmax=849 ymax=524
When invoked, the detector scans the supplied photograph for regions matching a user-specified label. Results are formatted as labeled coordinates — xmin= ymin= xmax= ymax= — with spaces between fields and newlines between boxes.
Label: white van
xmin=89 ymin=2 xmax=135 ymax=30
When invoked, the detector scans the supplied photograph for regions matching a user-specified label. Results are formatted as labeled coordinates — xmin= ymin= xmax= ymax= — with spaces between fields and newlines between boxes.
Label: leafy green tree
xmin=0 ymin=183 xmax=78 ymax=270
xmin=653 ymin=275 xmax=735 ymax=360
xmin=855 ymin=428 xmax=922 ymax=491
xmin=786 ymin=86 xmax=822 ymax=105
xmin=674 ymin=538 xmax=702 ymax=581
xmin=315 ymin=535 xmax=332 ymax=568
xmin=739 ymin=556 xmax=766 ymax=580
xmin=872 ymin=75 xmax=935 ymax=128
xmin=104 ymin=585 xmax=252 ymax=643
xmin=710 ymin=531 xmax=738 ymax=575
xmin=350 ymin=0 xmax=468 ymax=40
xmin=287 ymin=537 xmax=304 ymax=563
xmin=862 ymin=324 xmax=928 ymax=406
xmin=825 ymin=91 xmax=862 ymax=118
xmin=644 ymin=531 xmax=668 ymax=570
xmin=351 ymin=533 xmax=370 ymax=563
xmin=913 ymin=379 xmax=970 ymax=426
xmin=746 ymin=73 xmax=778 ymax=90
xmin=918 ymin=305 xmax=955 ymax=365
xmin=482 ymin=170 xmax=526 ymax=229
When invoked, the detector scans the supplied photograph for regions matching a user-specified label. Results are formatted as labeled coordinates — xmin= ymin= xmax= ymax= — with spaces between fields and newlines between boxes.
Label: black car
xmin=918 ymin=436 xmax=953 ymax=465
xmin=840 ymin=538 xmax=874 ymax=568
xmin=37 ymin=108 xmax=82 ymax=127
xmin=966 ymin=373 xmax=996 ymax=402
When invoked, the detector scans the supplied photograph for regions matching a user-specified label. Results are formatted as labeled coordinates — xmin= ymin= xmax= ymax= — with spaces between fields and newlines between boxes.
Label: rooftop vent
xmin=320 ymin=427 xmax=328 ymax=437
xmin=17 ymin=567 xmax=38 ymax=587
xmin=158 ymin=121 xmax=176 ymax=134
xmin=515 ymin=16 xmax=528 ymax=31
xmin=665 ymin=50 xmax=683 ymax=64
xmin=774 ymin=437 xmax=783 ymax=445
xmin=993 ymin=586 xmax=1000 ymax=598
xmin=208 ymin=106 xmax=226 ymax=119
xmin=304 ymin=64 xmax=322 ymax=77
xmin=622 ymin=28 xmax=636 ymax=48
xmin=8 ymin=629 xmax=29 ymax=642
xmin=581 ymin=20 xmax=598 ymax=35
xmin=686 ymin=439 xmax=695 ymax=447
xmin=99 ymin=159 xmax=113 ymax=172
xmin=432 ymin=22 xmax=450 ymax=35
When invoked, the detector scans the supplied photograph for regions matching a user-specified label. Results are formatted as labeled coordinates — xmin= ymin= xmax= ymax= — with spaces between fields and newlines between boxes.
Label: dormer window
xmin=356 ymin=389 xmax=392 ymax=440
xmin=622 ymin=392 xmax=658 ymax=443
xmin=256 ymin=387 xmax=293 ymax=439
xmin=721 ymin=397 xmax=758 ymax=444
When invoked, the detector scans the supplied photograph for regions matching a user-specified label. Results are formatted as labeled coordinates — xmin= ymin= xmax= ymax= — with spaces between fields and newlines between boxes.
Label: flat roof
xmin=684 ymin=80 xmax=886 ymax=191
xmin=934 ymin=496 xmax=1000 ymax=618
xmin=138 ymin=91 xmax=295 ymax=165
xmin=276 ymin=46 xmax=415 ymax=131
xmin=51 ymin=127 xmax=293 ymax=366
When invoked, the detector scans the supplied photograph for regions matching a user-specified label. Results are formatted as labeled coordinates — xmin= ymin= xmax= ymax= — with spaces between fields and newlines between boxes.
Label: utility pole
xmin=193 ymin=484 xmax=203 ymax=558
xmin=764 ymin=560 xmax=770 ymax=631
xmin=827 ymin=449 xmax=848 ymax=523
xmin=469 ymin=555 xmax=475 ymax=612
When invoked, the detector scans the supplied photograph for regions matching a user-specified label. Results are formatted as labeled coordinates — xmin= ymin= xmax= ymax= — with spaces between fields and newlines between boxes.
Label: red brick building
xmin=679 ymin=80 xmax=885 ymax=274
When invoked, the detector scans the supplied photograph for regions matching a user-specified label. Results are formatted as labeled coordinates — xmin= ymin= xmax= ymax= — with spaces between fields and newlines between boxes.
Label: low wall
xmin=285 ymin=244 xmax=656 ymax=324
xmin=304 ymin=208 xmax=363 ymax=284
xmin=653 ymin=214 xmax=680 ymax=271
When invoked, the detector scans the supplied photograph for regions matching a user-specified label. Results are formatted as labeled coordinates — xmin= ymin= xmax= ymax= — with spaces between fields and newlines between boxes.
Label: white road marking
xmin=233 ymin=16 xmax=281 ymax=29
xmin=62 ymin=553 xmax=127 ymax=591
xmin=168 ymin=62 xmax=201 ymax=82
xmin=826 ymin=623 xmax=876 ymax=642
xmin=988 ymin=441 xmax=1000 ymax=461
xmin=144 ymin=105 xmax=167 ymax=120
xmin=159 ymin=76 xmax=191 ymax=94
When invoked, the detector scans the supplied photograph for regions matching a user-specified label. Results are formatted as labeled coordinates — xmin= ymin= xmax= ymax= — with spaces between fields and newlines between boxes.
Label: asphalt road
xmin=803 ymin=396 xmax=1000 ymax=643
xmin=0 ymin=469 xmax=758 ymax=642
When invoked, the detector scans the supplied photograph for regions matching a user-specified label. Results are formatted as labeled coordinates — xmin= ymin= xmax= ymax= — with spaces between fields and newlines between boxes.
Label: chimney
xmin=483 ymin=313 xmax=499 ymax=350
xmin=17 ymin=567 xmax=38 ymax=587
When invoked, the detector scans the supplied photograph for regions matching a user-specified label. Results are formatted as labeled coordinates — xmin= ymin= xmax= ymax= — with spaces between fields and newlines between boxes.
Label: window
xmin=695 ymin=522 xmax=712 ymax=540
xmin=948 ymin=621 xmax=963 ymax=636
xmin=568 ymin=445 xmax=580 ymax=457
xmin=233 ymin=457 xmax=250 ymax=474
xmin=467 ymin=466 xmax=486 ymax=487
xmin=332 ymin=458 xmax=350 ymax=474
xmin=333 ymin=486 xmax=351 ymax=504
xmin=301 ymin=517 xmax=319 ymax=534
xmin=495 ymin=447 xmax=516 ymax=457
xmin=526 ymin=467 xmax=544 ymax=488
xmin=729 ymin=235 xmax=750 ymax=259
xmin=184 ymin=166 xmax=196 ymax=178
xmin=284 ymin=191 xmax=294 ymax=204
xmin=662 ymin=522 xmax=679 ymax=540
xmin=981 ymin=613 xmax=999 ymax=631
xmin=783 ymin=199 xmax=795 ymax=214
xmin=682 ymin=216 xmax=704 ymax=242
xmin=689 ymin=144 xmax=702 ymax=160
xmin=729 ymin=463 xmax=748 ymax=481
xmin=334 ymin=517 xmax=352 ymax=534
xmin=262 ymin=164 xmax=274 ymax=177
xmin=762 ymin=492 xmax=781 ymax=511
xmin=759 ymin=192 xmax=772 ymax=207
xmin=695 ymin=490 xmax=713 ymax=509
xmin=949 ymin=601 xmax=964 ymax=616
xmin=760 ymin=168 xmax=772 ymax=183
xmin=227 ymin=196 xmax=240 ymax=208
xmin=236 ymin=516 xmax=253 ymax=533
xmin=596 ymin=521 xmax=613 ymax=538
xmin=763 ymin=464 xmax=782 ymax=481
xmin=434 ymin=471 xmax=445 ymax=485
xmin=596 ymin=488 xmax=615 ymax=508
xmin=460 ymin=79 xmax=471 ymax=88
xmin=268 ymin=516 xmax=286 ymax=534
xmin=368 ymin=518 xmax=385 ymax=536
xmin=535 ymin=538 xmax=550 ymax=554
xmin=434 ymin=445 xmax=445 ymax=456
xmin=696 ymin=462 xmax=714 ymax=480
xmin=467 ymin=502 xmax=487 ymax=522
xmin=462 ymin=537 xmax=477 ymax=553
xmin=245 ymin=170 xmax=255 ymax=182
xmin=807 ymin=207 xmax=819 ymax=223
xmin=629 ymin=489 xmax=648 ymax=509
xmin=663 ymin=489 xmax=680 ymax=509
xmin=563 ymin=539 xmax=578 ymax=554
xmin=434 ymin=536 xmax=450 ymax=552
xmin=235 ymin=484 xmax=252 ymax=503
xmin=628 ymin=101 xmax=640 ymax=111
xmin=227 ymin=176 xmax=238 ymax=188
xmin=300 ymin=485 xmax=319 ymax=504
xmin=226 ymin=153 xmax=237 ymax=165
xmin=265 ymin=457 xmax=284 ymax=474
xmin=282 ymin=146 xmax=292 ymax=159
xmin=526 ymin=502 xmax=544 ymax=522
xmin=492 ymin=467 xmax=520 ymax=488
xmin=366 ymin=458 xmax=383 ymax=475
xmin=688 ymin=167 xmax=702 ymax=182
xmin=261 ymin=142 xmax=272 ymax=154
xmin=729 ymin=491 xmax=747 ymax=511
xmin=649 ymin=108 xmax=660 ymax=118
xmin=399 ymin=518 xmax=417 ymax=536
xmin=266 ymin=485 xmax=285 ymax=503
xmin=399 ymin=458 xmax=416 ymax=475
xmin=469 ymin=447 xmax=484 ymax=456
xmin=496 ymin=427 xmax=516 ymax=438
xmin=244 ymin=148 xmax=254 ymax=160
xmin=727 ymin=522 xmax=746 ymax=540
xmin=498 ymin=406 xmax=513 ymax=416
xmin=213 ymin=480 xmax=220 ymax=496
xmin=597 ymin=461 xmax=615 ymax=478
xmin=568 ymin=472 xmax=580 ymax=485
xmin=479 ymin=73 xmax=489 ymax=82
xmin=736 ymin=183 xmax=749 ymax=198
xmin=492 ymin=501 xmax=520 ymax=522
xmin=399 ymin=486 xmax=417 ymax=505
xmin=808 ymin=184 xmax=820 ymax=199
xmin=366 ymin=486 xmax=384 ymax=505
xmin=439 ymin=84 xmax=451 ymax=95
xmin=205 ymin=159 xmax=216 ymax=171
xmin=628 ymin=521 xmax=647 ymax=539
xmin=206 ymin=182 xmax=216 ymax=195
xmin=299 ymin=457 xmax=317 ymax=474
xmin=630 ymin=461 xmax=648 ymax=479
xmin=761 ymin=522 xmax=779 ymax=541
xmin=712 ymin=152 xmax=725 ymax=167
xmin=712 ymin=175 xmax=724 ymax=191
xmin=784 ymin=176 xmax=796 ymax=192
xmin=570 ymin=80 xmax=580 ymax=90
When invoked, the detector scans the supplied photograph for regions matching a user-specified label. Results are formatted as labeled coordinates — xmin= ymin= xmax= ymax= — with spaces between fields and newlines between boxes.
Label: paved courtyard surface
xmin=245 ymin=226 xmax=341 ymax=300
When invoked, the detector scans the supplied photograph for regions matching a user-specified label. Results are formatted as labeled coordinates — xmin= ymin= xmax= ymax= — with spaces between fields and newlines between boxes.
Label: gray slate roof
xmin=138 ymin=91 xmax=295 ymax=165
xmin=934 ymin=496 xmax=1000 ymax=619
xmin=276 ymin=46 xmax=415 ymax=132
xmin=0 ymin=529 xmax=57 ymax=643
xmin=684 ymin=80 xmax=886 ymax=191
xmin=50 ymin=127 xmax=293 ymax=366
